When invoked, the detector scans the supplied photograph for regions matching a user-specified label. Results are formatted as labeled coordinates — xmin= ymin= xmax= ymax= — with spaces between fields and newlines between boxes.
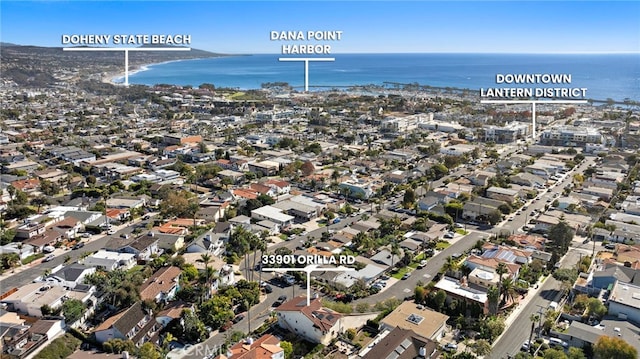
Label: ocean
xmin=122 ymin=53 xmax=640 ymax=101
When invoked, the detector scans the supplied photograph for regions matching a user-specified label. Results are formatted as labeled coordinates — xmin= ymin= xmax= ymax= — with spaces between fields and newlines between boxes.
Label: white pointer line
xmin=63 ymin=47 xmax=191 ymax=86
xmin=480 ymin=100 xmax=588 ymax=104
xmin=480 ymin=99 xmax=589 ymax=139
xmin=279 ymin=57 xmax=335 ymax=92
xmin=63 ymin=47 xmax=191 ymax=51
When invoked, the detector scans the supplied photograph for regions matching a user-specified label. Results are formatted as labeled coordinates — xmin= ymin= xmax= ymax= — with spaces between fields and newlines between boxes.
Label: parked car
xmin=401 ymin=272 xmax=411 ymax=280
xmin=43 ymin=254 xmax=56 ymax=262
xmin=43 ymin=246 xmax=55 ymax=253
xmin=107 ymin=229 xmax=116 ymax=235
xmin=444 ymin=232 xmax=454 ymax=239
xmin=521 ymin=340 xmax=530 ymax=351
xmin=72 ymin=242 xmax=85 ymax=250
xmin=417 ymin=260 xmax=428 ymax=269
xmin=220 ymin=321 xmax=233 ymax=332
xmin=273 ymin=295 xmax=287 ymax=307
xmin=263 ymin=285 xmax=273 ymax=294
xmin=604 ymin=243 xmax=616 ymax=250
xmin=444 ymin=343 xmax=458 ymax=352
xmin=232 ymin=314 xmax=245 ymax=324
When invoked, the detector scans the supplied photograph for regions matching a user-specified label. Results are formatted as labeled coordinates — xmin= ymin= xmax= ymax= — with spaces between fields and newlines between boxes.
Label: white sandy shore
xmin=104 ymin=59 xmax=190 ymax=85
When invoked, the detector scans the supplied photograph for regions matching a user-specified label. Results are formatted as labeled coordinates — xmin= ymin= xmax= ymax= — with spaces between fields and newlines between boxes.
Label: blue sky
xmin=1 ymin=1 xmax=639 ymax=54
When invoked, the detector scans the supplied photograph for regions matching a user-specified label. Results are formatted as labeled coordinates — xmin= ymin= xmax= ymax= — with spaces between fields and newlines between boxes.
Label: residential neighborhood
xmin=1 ymin=35 xmax=640 ymax=359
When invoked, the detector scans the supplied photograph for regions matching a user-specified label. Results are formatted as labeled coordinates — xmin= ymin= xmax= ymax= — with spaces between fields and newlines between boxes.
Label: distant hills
xmin=0 ymin=43 xmax=232 ymax=87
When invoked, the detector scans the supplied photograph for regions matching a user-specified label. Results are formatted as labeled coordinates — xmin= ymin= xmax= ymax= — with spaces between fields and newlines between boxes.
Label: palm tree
xmin=253 ymin=231 xmax=269 ymax=282
xmin=500 ymin=277 xmax=516 ymax=305
xmin=197 ymin=253 xmax=212 ymax=301
xmin=487 ymin=285 xmax=499 ymax=315
xmin=529 ymin=313 xmax=540 ymax=348
xmin=443 ymin=256 xmax=461 ymax=277
xmin=495 ymin=262 xmax=508 ymax=301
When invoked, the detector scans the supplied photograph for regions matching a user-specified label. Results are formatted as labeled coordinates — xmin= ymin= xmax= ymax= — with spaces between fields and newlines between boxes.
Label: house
xmin=151 ymin=232 xmax=185 ymax=253
xmin=24 ymin=229 xmax=62 ymax=252
xmin=265 ymin=180 xmax=291 ymax=195
xmin=251 ymin=206 xmax=294 ymax=228
xmin=42 ymin=264 xmax=96 ymax=289
xmin=83 ymin=250 xmax=137 ymax=272
xmin=0 ymin=243 xmax=35 ymax=260
xmin=106 ymin=233 xmax=160 ymax=260
xmin=3 ymin=319 xmax=63 ymax=359
xmin=185 ymin=231 xmax=226 ymax=256
xmin=511 ymin=172 xmax=546 ymax=188
xmin=330 ymin=263 xmax=386 ymax=289
xmin=465 ymin=256 xmax=520 ymax=280
xmin=566 ymin=320 xmax=640 ymax=355
xmin=155 ymin=302 xmax=191 ymax=328
xmin=485 ymin=186 xmax=519 ymax=203
xmin=370 ymin=249 xmax=401 ymax=269
xmin=196 ymin=203 xmax=229 ymax=223
xmin=139 ymin=266 xmax=181 ymax=303
xmin=481 ymin=244 xmax=534 ymax=265
xmin=360 ymin=327 xmax=440 ymax=359
xmin=378 ymin=301 xmax=448 ymax=341
xmin=272 ymin=200 xmax=318 ymax=223
xmin=607 ymin=280 xmax=640 ymax=324
xmin=216 ymin=334 xmax=284 ymax=359
xmin=275 ymin=296 xmax=343 ymax=345
xmin=0 ymin=283 xmax=92 ymax=318
xmin=93 ymin=302 xmax=160 ymax=346
xmin=50 ymin=217 xmax=82 ymax=239
xmin=433 ymin=277 xmax=488 ymax=314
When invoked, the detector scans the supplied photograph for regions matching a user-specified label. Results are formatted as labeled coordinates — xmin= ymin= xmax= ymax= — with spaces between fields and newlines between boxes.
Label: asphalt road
xmin=0 ymin=217 xmax=154 ymax=290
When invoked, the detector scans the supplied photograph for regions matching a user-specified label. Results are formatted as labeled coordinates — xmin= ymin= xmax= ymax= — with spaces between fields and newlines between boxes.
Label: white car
xmin=43 ymin=254 xmax=56 ymax=262
xmin=521 ymin=340 xmax=530 ymax=351
xmin=107 ymin=229 xmax=117 ymax=235
xmin=444 ymin=343 xmax=458 ymax=352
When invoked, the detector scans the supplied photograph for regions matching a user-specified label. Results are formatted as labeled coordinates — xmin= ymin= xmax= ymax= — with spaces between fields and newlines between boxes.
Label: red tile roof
xmin=275 ymin=296 xmax=341 ymax=333
xmin=222 ymin=334 xmax=282 ymax=359
xmin=139 ymin=266 xmax=181 ymax=301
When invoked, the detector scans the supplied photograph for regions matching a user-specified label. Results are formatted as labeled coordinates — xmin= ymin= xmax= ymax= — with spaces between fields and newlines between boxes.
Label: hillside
xmin=0 ymin=43 xmax=230 ymax=87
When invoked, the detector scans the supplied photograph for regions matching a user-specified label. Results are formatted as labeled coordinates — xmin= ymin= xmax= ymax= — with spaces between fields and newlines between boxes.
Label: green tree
xmin=479 ymin=316 xmax=505 ymax=342
xmin=414 ymin=286 xmax=427 ymax=304
xmin=402 ymin=188 xmax=416 ymax=209
xmin=487 ymin=285 xmax=500 ymax=315
xmin=160 ymin=190 xmax=199 ymax=218
xmin=138 ymin=342 xmax=162 ymax=359
xmin=30 ymin=196 xmax=50 ymax=213
xmin=280 ymin=341 xmax=293 ymax=359
xmin=433 ymin=289 xmax=447 ymax=312
xmin=544 ymin=348 xmax=568 ymax=359
xmin=62 ymin=299 xmax=86 ymax=324
xmin=586 ymin=297 xmax=607 ymax=319
xmin=472 ymin=339 xmax=492 ymax=357
xmin=486 ymin=209 xmax=503 ymax=225
xmin=594 ymin=336 xmax=637 ymax=359
xmin=567 ymin=347 xmax=586 ymax=359
xmin=548 ymin=218 xmax=574 ymax=255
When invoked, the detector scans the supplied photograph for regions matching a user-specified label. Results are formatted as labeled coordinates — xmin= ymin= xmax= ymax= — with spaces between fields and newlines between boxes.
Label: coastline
xmin=105 ymin=58 xmax=210 ymax=85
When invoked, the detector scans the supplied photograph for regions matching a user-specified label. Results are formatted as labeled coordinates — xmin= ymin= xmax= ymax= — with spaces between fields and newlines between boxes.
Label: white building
xmin=251 ymin=205 xmax=294 ymax=227
xmin=275 ymin=296 xmax=343 ymax=345
xmin=83 ymin=250 xmax=137 ymax=271
xmin=607 ymin=280 xmax=640 ymax=324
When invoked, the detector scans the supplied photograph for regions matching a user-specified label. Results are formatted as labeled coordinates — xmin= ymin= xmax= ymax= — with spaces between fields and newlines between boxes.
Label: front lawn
xmin=436 ymin=241 xmax=450 ymax=250
xmin=391 ymin=267 xmax=410 ymax=279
